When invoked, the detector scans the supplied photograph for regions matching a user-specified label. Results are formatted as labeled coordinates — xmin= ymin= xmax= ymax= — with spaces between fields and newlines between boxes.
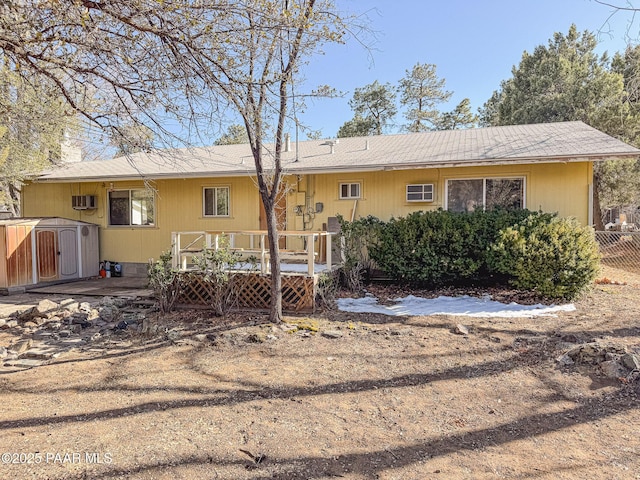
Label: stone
xmin=36 ymin=299 xmax=59 ymax=316
xmin=321 ymin=330 xmax=343 ymax=339
xmin=454 ymin=324 xmax=469 ymax=335
xmin=621 ymin=353 xmax=640 ymax=371
xmin=98 ymin=305 xmax=119 ymax=321
xmin=566 ymin=343 xmax=607 ymax=365
xmin=599 ymin=360 xmax=627 ymax=379
xmin=19 ymin=348 xmax=59 ymax=360
xmin=0 ymin=346 xmax=7 ymax=359
xmin=23 ymin=321 xmax=38 ymax=328
xmin=556 ymin=354 xmax=575 ymax=366
xmin=246 ymin=332 xmax=266 ymax=343
xmin=194 ymin=334 xmax=208 ymax=342
xmin=79 ymin=302 xmax=92 ymax=313
xmin=9 ymin=339 xmax=32 ymax=354
xmin=32 ymin=331 xmax=55 ymax=340
xmin=59 ymin=298 xmax=79 ymax=312
xmin=4 ymin=358 xmax=45 ymax=369
xmin=166 ymin=329 xmax=182 ymax=341
xmin=0 ymin=319 xmax=5 ymax=328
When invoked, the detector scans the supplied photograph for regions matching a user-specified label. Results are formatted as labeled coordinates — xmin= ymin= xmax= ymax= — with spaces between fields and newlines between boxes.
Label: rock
xmin=566 ymin=342 xmax=607 ymax=365
xmin=36 ymin=299 xmax=59 ymax=316
xmin=194 ymin=334 xmax=208 ymax=342
xmin=32 ymin=331 xmax=55 ymax=340
xmin=5 ymin=320 xmax=18 ymax=329
xmin=166 ymin=329 xmax=183 ymax=341
xmin=19 ymin=348 xmax=59 ymax=360
xmin=9 ymin=339 xmax=32 ymax=354
xmin=556 ymin=354 xmax=574 ymax=366
xmin=246 ymin=332 xmax=266 ymax=343
xmin=98 ymin=305 xmax=119 ymax=321
xmin=0 ymin=346 xmax=7 ymax=359
xmin=59 ymin=299 xmax=79 ymax=312
xmin=321 ymin=330 xmax=343 ymax=339
xmin=79 ymin=302 xmax=92 ymax=313
xmin=454 ymin=324 xmax=469 ymax=335
xmin=70 ymin=312 xmax=89 ymax=324
xmin=621 ymin=353 xmax=640 ymax=370
xmin=0 ymin=319 xmax=5 ymax=328
xmin=4 ymin=358 xmax=45 ymax=369
xmin=599 ymin=360 xmax=627 ymax=379
xmin=17 ymin=299 xmax=59 ymax=322
xmin=23 ymin=321 xmax=38 ymax=328
xmin=279 ymin=323 xmax=298 ymax=333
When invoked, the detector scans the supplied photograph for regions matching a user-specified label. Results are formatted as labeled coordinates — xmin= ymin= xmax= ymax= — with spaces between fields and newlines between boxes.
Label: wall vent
xmin=72 ymin=195 xmax=97 ymax=210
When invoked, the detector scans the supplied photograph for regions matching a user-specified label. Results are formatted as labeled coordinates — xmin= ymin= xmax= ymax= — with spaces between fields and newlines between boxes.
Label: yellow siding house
xmin=21 ymin=121 xmax=639 ymax=275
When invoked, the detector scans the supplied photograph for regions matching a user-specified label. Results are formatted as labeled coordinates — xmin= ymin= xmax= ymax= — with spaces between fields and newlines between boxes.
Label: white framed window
xmin=339 ymin=182 xmax=361 ymax=199
xmin=406 ymin=184 xmax=434 ymax=202
xmin=446 ymin=177 xmax=525 ymax=212
xmin=203 ymin=186 xmax=230 ymax=217
xmin=108 ymin=189 xmax=155 ymax=226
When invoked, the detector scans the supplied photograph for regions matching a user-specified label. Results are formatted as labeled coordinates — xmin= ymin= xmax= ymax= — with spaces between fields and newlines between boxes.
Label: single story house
xmin=21 ymin=121 xmax=639 ymax=276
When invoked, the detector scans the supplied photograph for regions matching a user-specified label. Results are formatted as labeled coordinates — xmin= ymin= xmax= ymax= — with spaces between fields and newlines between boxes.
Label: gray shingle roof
xmin=36 ymin=121 xmax=639 ymax=182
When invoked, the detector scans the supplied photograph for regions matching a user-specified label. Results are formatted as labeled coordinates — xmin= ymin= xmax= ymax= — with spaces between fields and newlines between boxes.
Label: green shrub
xmin=193 ymin=237 xmax=242 ymax=316
xmin=369 ymin=209 xmax=537 ymax=286
xmin=336 ymin=215 xmax=382 ymax=292
xmin=148 ymin=251 xmax=182 ymax=314
xmin=490 ymin=215 xmax=600 ymax=299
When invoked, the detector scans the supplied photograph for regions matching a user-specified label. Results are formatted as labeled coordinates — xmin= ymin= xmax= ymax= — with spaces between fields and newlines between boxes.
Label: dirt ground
xmin=0 ymin=266 xmax=639 ymax=480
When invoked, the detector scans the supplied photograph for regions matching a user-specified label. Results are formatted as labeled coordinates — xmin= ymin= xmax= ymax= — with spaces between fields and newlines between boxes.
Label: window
xmin=447 ymin=178 xmax=524 ymax=212
xmin=108 ymin=189 xmax=155 ymax=226
xmin=203 ymin=187 xmax=230 ymax=216
xmin=406 ymin=184 xmax=434 ymax=202
xmin=339 ymin=182 xmax=361 ymax=199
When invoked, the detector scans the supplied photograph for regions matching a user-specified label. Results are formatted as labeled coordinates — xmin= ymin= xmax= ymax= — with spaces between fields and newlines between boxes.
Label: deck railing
xmin=170 ymin=230 xmax=335 ymax=276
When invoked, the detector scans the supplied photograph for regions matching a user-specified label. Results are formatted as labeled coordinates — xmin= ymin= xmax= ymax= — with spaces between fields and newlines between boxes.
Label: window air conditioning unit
xmin=72 ymin=195 xmax=97 ymax=210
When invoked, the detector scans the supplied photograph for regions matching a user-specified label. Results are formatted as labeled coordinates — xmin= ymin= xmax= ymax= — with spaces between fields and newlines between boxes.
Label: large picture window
xmin=108 ymin=189 xmax=155 ymax=226
xmin=447 ymin=178 xmax=524 ymax=212
xmin=203 ymin=187 xmax=230 ymax=217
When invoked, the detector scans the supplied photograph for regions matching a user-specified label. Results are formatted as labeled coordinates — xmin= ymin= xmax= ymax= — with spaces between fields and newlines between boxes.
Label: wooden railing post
xmin=325 ymin=233 xmax=332 ymax=272
xmin=171 ymin=232 xmax=178 ymax=269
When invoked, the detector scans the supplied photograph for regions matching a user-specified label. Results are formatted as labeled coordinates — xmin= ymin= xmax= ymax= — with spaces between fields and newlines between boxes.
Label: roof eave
xmin=29 ymin=152 xmax=638 ymax=183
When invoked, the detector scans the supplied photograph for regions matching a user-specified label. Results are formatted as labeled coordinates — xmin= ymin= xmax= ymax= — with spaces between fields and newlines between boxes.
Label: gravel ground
xmin=0 ymin=266 xmax=639 ymax=480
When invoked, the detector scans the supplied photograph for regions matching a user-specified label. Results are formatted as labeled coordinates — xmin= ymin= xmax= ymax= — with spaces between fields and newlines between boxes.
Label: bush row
xmin=340 ymin=209 xmax=600 ymax=300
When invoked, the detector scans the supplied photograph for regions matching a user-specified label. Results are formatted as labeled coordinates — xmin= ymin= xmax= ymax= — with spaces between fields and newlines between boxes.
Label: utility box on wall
xmin=0 ymin=217 xmax=99 ymax=292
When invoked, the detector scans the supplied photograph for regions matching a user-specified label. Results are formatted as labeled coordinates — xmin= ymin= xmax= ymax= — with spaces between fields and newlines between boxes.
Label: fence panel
xmin=595 ymin=231 xmax=640 ymax=274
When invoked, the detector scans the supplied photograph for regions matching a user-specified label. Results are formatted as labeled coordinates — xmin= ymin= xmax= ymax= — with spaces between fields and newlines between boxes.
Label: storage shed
xmin=0 ymin=217 xmax=99 ymax=292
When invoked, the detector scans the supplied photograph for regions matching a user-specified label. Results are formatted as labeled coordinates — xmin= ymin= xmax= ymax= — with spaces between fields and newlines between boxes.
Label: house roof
xmin=35 ymin=121 xmax=639 ymax=182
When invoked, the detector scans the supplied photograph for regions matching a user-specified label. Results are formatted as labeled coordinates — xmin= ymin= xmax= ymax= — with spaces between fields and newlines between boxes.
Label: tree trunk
xmin=262 ymin=194 xmax=283 ymax=323
xmin=593 ymin=172 xmax=605 ymax=231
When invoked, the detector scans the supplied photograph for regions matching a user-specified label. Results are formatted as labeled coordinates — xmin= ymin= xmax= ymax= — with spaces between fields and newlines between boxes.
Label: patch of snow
xmin=337 ymin=294 xmax=575 ymax=318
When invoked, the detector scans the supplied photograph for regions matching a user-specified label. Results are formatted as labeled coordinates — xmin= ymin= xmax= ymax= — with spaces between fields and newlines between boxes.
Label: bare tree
xmin=0 ymin=0 xmax=356 ymax=322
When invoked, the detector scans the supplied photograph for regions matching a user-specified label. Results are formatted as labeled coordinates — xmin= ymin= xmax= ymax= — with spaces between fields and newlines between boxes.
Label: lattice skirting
xmin=176 ymin=272 xmax=316 ymax=313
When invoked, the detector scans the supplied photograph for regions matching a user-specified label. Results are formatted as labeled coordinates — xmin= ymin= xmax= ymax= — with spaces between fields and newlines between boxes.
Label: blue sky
xmin=295 ymin=0 xmax=637 ymax=139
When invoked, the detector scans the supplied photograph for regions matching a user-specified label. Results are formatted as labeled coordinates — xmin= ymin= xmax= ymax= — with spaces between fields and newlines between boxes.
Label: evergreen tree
xmin=398 ymin=62 xmax=452 ymax=132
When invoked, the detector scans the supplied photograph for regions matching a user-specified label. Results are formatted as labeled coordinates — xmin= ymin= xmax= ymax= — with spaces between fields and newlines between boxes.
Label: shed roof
xmin=35 ymin=121 xmax=639 ymax=182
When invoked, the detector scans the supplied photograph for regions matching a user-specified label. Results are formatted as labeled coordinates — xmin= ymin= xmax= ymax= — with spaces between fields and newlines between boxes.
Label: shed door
xmin=36 ymin=230 xmax=58 ymax=281
xmin=58 ymin=228 xmax=78 ymax=279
